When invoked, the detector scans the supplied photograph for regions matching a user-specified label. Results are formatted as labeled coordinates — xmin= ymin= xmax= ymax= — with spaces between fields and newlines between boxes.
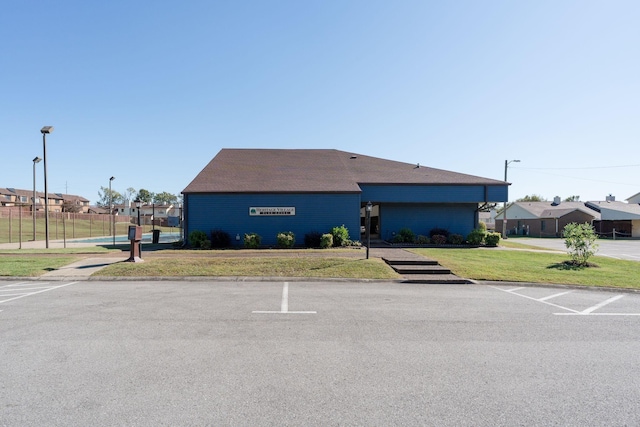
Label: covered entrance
xmin=361 ymin=203 xmax=380 ymax=240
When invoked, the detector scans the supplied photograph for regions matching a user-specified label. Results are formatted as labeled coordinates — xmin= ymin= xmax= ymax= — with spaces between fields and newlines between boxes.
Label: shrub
xmin=330 ymin=225 xmax=350 ymax=247
xmin=478 ymin=221 xmax=487 ymax=231
xmin=188 ymin=230 xmax=208 ymax=248
xmin=304 ymin=231 xmax=323 ymax=248
xmin=448 ymin=233 xmax=464 ymax=245
xmin=210 ymin=229 xmax=231 ymax=248
xmin=484 ymin=232 xmax=501 ymax=247
xmin=416 ymin=235 xmax=430 ymax=244
xmin=429 ymin=228 xmax=450 ymax=238
xmin=201 ymin=239 xmax=212 ymax=249
xmin=276 ymin=231 xmax=296 ymax=248
xmin=397 ymin=228 xmax=416 ymax=243
xmin=320 ymin=233 xmax=334 ymax=249
xmin=392 ymin=234 xmax=405 ymax=244
xmin=244 ymin=232 xmax=261 ymax=249
xmin=431 ymin=234 xmax=447 ymax=245
xmin=564 ymin=222 xmax=599 ymax=266
xmin=346 ymin=240 xmax=362 ymax=247
xmin=467 ymin=228 xmax=486 ymax=245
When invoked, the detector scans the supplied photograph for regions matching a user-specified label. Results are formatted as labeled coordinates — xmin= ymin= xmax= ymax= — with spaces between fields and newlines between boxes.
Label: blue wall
xmin=360 ymin=184 xmax=507 ymax=203
xmin=380 ymin=203 xmax=478 ymax=240
xmin=186 ymin=193 xmax=361 ymax=246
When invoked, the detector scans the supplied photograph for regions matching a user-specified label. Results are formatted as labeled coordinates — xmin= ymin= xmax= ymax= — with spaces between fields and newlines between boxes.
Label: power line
xmin=515 ymin=164 xmax=640 ymax=171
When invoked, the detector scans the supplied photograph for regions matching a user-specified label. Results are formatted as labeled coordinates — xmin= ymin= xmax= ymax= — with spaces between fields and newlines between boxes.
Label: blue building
xmin=182 ymin=149 xmax=508 ymax=246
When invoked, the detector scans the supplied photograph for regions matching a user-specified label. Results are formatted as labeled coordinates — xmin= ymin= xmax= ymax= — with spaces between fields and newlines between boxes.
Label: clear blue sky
xmin=2 ymin=0 xmax=638 ymax=204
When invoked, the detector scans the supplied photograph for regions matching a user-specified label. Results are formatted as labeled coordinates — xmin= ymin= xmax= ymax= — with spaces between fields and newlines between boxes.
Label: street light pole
xmin=502 ymin=159 xmax=521 ymax=237
xmin=365 ymin=201 xmax=372 ymax=259
xmin=109 ymin=176 xmax=115 ymax=246
xmin=41 ymin=126 xmax=53 ymax=249
xmin=32 ymin=157 xmax=42 ymax=241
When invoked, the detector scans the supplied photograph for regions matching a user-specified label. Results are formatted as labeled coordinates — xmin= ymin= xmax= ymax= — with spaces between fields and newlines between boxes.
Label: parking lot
xmin=2 ymin=279 xmax=640 ymax=426
xmin=513 ymin=237 xmax=640 ymax=261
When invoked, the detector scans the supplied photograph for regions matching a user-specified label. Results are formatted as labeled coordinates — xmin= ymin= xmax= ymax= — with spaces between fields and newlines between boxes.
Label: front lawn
xmin=411 ymin=248 xmax=640 ymax=289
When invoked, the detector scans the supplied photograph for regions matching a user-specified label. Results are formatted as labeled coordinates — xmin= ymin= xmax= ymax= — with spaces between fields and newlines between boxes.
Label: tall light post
xmin=41 ymin=126 xmax=53 ymax=248
xmin=365 ymin=201 xmax=372 ymax=259
xmin=109 ymin=176 xmax=115 ymax=246
xmin=502 ymin=159 xmax=520 ymax=237
xmin=32 ymin=156 xmax=42 ymax=241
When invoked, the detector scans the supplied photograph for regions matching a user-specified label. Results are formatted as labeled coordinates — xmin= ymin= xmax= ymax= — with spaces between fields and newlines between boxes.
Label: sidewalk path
xmin=41 ymin=257 xmax=123 ymax=280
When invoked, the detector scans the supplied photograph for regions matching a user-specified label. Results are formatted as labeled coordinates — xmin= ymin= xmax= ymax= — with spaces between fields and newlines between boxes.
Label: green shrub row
xmin=389 ymin=224 xmax=500 ymax=246
xmin=187 ymin=225 xmax=361 ymax=249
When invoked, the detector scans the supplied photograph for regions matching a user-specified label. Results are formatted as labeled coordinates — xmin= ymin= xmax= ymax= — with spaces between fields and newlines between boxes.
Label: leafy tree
xmin=97 ymin=186 xmax=123 ymax=207
xmin=122 ymin=187 xmax=137 ymax=202
xmin=564 ymin=195 xmax=580 ymax=202
xmin=62 ymin=201 xmax=82 ymax=213
xmin=136 ymin=189 xmax=154 ymax=204
xmin=563 ymin=222 xmax=598 ymax=266
xmin=517 ymin=194 xmax=547 ymax=202
xmin=153 ymin=191 xmax=178 ymax=205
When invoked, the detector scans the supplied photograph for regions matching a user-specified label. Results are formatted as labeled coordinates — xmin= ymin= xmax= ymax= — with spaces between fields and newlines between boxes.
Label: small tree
xmin=564 ymin=222 xmax=598 ymax=266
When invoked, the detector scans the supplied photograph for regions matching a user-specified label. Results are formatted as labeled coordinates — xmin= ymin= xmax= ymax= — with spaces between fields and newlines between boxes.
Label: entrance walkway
xmin=371 ymin=247 xmax=471 ymax=284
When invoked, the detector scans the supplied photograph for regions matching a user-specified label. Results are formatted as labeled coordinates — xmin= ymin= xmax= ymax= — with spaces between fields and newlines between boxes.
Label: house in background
xmin=626 ymin=192 xmax=640 ymax=204
xmin=0 ymin=187 xmax=90 ymax=213
xmin=496 ymin=197 xmax=600 ymax=237
xmin=586 ymin=198 xmax=640 ymax=238
xmin=115 ymin=200 xmax=178 ymax=226
xmin=182 ymin=149 xmax=508 ymax=246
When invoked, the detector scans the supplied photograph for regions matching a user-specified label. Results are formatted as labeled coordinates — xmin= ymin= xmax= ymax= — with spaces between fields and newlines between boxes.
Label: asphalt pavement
xmin=2 ymin=279 xmax=640 ymax=426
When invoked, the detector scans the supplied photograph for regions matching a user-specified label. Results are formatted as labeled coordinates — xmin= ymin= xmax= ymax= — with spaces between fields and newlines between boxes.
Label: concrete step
xmin=401 ymin=274 xmax=473 ymax=284
xmin=391 ymin=265 xmax=452 ymax=275
xmin=384 ymin=259 xmax=439 ymax=266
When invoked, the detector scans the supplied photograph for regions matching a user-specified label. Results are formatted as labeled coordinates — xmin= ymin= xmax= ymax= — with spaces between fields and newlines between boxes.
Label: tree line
xmin=97 ymin=187 xmax=180 ymax=207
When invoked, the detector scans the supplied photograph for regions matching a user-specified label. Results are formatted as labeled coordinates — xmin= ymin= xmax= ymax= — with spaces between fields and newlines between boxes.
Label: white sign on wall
xmin=249 ymin=207 xmax=296 ymax=216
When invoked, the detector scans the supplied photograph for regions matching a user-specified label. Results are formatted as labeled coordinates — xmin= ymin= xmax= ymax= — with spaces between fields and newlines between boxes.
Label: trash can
xmin=152 ymin=229 xmax=161 ymax=244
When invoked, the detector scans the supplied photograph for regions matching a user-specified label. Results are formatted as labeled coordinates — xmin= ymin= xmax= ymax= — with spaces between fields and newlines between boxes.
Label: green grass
xmin=0 ymin=256 xmax=80 ymax=276
xmin=0 ymin=215 xmax=179 ymax=244
xmin=411 ymin=248 xmax=640 ymax=289
xmin=94 ymin=257 xmax=400 ymax=279
xmin=498 ymin=239 xmax=559 ymax=251
xmin=0 ymin=247 xmax=119 ymax=254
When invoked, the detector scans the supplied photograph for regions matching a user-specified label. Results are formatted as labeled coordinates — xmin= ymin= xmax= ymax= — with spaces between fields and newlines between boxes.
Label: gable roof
xmin=510 ymin=201 xmax=600 ymax=220
xmin=586 ymin=200 xmax=640 ymax=220
xmin=183 ymin=149 xmax=507 ymax=193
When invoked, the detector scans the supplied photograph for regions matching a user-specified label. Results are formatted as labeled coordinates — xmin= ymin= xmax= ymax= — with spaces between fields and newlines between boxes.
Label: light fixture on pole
xmin=365 ymin=201 xmax=372 ymax=259
xmin=41 ymin=126 xmax=53 ymax=249
xmin=32 ymin=156 xmax=42 ymax=241
xmin=502 ymin=159 xmax=521 ymax=237
xmin=109 ymin=176 xmax=115 ymax=246
xmin=134 ymin=197 xmax=141 ymax=226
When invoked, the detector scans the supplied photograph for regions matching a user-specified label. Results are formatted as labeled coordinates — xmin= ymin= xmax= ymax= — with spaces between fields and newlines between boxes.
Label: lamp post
xmin=502 ymin=159 xmax=520 ymax=237
xmin=109 ymin=176 xmax=115 ymax=246
xmin=32 ymin=157 xmax=42 ymax=241
xmin=134 ymin=197 xmax=141 ymax=226
xmin=365 ymin=201 xmax=372 ymax=259
xmin=41 ymin=126 xmax=53 ymax=248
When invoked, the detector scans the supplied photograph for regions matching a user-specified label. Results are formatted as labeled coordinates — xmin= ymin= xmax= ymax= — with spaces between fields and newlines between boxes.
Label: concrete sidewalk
xmin=40 ymin=257 xmax=123 ymax=280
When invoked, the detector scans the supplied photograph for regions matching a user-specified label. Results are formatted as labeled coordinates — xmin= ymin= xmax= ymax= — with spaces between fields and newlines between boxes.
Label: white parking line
xmin=539 ymin=290 xmax=573 ymax=301
xmin=581 ymin=295 xmax=624 ymax=314
xmin=490 ymin=286 xmax=640 ymax=316
xmin=253 ymin=282 xmax=316 ymax=315
xmin=0 ymin=282 xmax=79 ymax=305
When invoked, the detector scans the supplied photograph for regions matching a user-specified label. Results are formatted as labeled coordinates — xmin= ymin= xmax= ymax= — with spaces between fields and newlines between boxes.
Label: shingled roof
xmin=183 ymin=149 xmax=507 ymax=193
